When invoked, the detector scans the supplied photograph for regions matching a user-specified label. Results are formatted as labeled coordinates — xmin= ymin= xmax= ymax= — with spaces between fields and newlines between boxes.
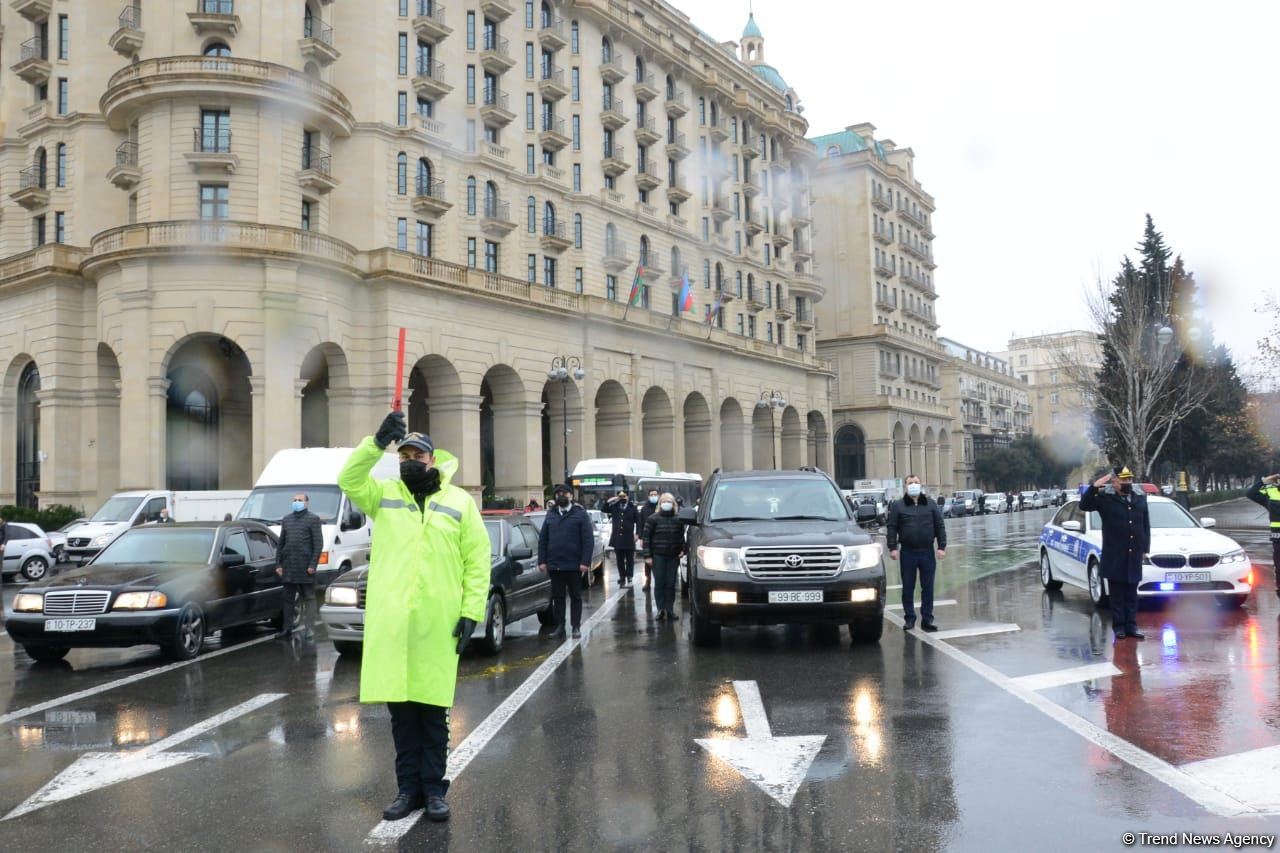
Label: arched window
xmin=714 ymin=262 xmax=724 ymax=290
xmin=635 ymin=56 xmax=645 ymax=82
xmin=670 ymin=245 xmax=681 ymax=276
xmin=527 ymin=196 xmax=536 ymax=233
xmin=303 ymin=3 xmax=315 ymax=37
xmin=304 ymin=61 xmax=320 ymax=77
xmin=417 ymin=157 xmax=432 ymax=195
xmin=35 ymin=147 xmax=47 ymax=189
xmin=203 ymin=41 xmax=232 ymax=57
xmin=16 ymin=362 xmax=40 ymax=509
xmin=825 ymin=145 xmax=840 ymax=158
xmin=834 ymin=425 xmax=867 ymax=486
xmin=776 ymin=282 xmax=783 ymax=307
xmin=601 ymin=36 xmax=613 ymax=63
xmin=396 ymin=152 xmax=407 ymax=194
xmin=747 ymin=273 xmax=755 ymax=299
xmin=573 ymin=213 xmax=583 ymax=248
xmin=55 ymin=143 xmax=66 ymax=188
xmin=605 ymin=223 xmax=618 ymax=255
xmin=759 ymin=134 xmax=767 ymax=158
xmin=485 ymin=181 xmax=499 ymax=216
xmin=735 ymin=270 xmax=743 ymax=296
xmin=665 ymin=75 xmax=675 ymax=99
xmin=639 ymin=235 xmax=650 ymax=266
xmin=571 ymin=20 xmax=580 ymax=53
xmin=540 ymin=2 xmax=553 ymax=29
xmin=543 ymin=200 xmax=556 ymax=234
xmin=785 ymin=95 xmax=794 ymax=111
xmin=710 ymin=101 xmax=719 ymax=126
xmin=466 ymin=176 xmax=477 ymax=215
xmin=770 ymin=137 xmax=778 ymax=160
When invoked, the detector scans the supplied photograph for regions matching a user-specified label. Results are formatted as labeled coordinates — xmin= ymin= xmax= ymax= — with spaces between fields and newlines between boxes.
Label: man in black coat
xmin=886 ymin=474 xmax=947 ymax=631
xmin=636 ymin=487 xmax=660 ymax=591
xmin=604 ymin=490 xmax=640 ymax=587
xmin=275 ymin=492 xmax=325 ymax=639
xmin=1080 ymin=467 xmax=1151 ymax=642
xmin=537 ymin=484 xmax=594 ymax=639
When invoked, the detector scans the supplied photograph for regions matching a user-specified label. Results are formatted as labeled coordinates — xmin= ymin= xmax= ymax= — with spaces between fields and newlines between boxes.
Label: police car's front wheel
xmin=1088 ymin=561 xmax=1109 ymax=608
xmin=1039 ymin=551 xmax=1063 ymax=591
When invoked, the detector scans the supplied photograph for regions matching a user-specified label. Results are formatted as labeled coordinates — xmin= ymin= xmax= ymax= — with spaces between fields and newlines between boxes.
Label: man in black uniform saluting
xmin=1080 ymin=467 xmax=1151 ymax=642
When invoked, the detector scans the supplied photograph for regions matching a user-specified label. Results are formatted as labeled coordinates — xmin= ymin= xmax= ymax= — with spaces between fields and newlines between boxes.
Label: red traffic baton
xmin=392 ymin=327 xmax=407 ymax=412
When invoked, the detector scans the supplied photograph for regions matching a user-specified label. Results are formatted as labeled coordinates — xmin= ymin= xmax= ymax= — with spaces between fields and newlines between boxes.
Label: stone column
xmin=429 ymin=392 xmax=483 ymax=500
xmin=325 ymin=386 xmax=356 ymax=448
xmin=34 ymin=386 xmax=88 ymax=509
xmin=0 ymin=395 xmax=15 ymax=505
xmin=492 ymin=399 xmax=543 ymax=505
xmin=260 ymin=277 xmax=301 ymax=474
xmin=866 ymin=437 xmax=893 ymax=480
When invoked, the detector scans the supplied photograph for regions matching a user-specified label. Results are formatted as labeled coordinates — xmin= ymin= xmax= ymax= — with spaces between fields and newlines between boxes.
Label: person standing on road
xmin=275 ymin=492 xmax=324 ymax=639
xmin=1080 ymin=467 xmax=1151 ymax=642
xmin=1247 ymin=473 xmax=1280 ymax=594
xmin=636 ymin=488 xmax=660 ymax=591
xmin=643 ymin=493 xmax=686 ymax=621
xmin=886 ymin=474 xmax=947 ymax=632
xmin=0 ymin=515 xmax=8 ymax=558
xmin=538 ymin=484 xmax=594 ymax=639
xmin=339 ymin=412 xmax=491 ymax=824
xmin=604 ymin=490 xmax=640 ymax=587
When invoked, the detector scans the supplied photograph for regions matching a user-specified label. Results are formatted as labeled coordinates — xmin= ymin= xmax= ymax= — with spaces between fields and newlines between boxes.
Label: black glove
xmin=374 ymin=411 xmax=407 ymax=449
xmin=453 ymin=617 xmax=478 ymax=655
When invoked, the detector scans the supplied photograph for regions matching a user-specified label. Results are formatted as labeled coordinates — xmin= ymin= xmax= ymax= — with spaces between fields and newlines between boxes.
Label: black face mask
xmin=556 ymin=495 xmax=571 ymax=508
xmin=400 ymin=460 xmax=440 ymax=496
xmin=1119 ymin=483 xmax=1133 ymax=495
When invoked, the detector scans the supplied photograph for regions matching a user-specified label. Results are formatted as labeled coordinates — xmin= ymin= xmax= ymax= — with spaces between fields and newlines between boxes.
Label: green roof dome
xmin=751 ymin=64 xmax=788 ymax=93
xmin=743 ymin=14 xmax=763 ymax=39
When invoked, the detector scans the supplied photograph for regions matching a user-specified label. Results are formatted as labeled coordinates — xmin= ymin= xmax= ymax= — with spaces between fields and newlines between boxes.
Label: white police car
xmin=1038 ymin=495 xmax=1254 ymax=608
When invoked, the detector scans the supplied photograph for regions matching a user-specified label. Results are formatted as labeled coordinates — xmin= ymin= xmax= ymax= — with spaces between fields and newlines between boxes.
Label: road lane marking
xmin=1011 ymin=662 xmax=1122 ymax=691
xmin=4 ymin=692 xmax=287 ymax=820
xmin=885 ymin=584 xmax=902 ymax=590
xmin=367 ymin=585 xmax=628 ymax=845
xmin=885 ymin=599 xmax=957 ymax=611
xmin=926 ymin=623 xmax=1020 ymax=640
xmin=0 ymin=634 xmax=276 ymax=726
xmin=884 ymin=609 xmax=1253 ymax=816
xmin=1180 ymin=746 xmax=1280 ymax=814
xmin=694 ymin=681 xmax=825 ymax=808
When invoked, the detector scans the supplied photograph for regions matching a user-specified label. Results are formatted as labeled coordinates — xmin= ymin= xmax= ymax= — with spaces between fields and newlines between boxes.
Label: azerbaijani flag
xmin=627 ymin=263 xmax=644 ymax=306
xmin=705 ymin=293 xmax=723 ymax=325
xmin=678 ymin=271 xmax=694 ymax=313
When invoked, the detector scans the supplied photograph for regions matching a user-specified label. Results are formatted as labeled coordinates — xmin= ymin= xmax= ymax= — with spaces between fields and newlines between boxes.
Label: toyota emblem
xmin=784 ymin=554 xmax=804 ymax=568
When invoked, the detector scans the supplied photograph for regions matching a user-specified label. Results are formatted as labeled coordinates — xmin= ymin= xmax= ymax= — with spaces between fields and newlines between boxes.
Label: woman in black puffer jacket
xmin=643 ymin=493 xmax=686 ymax=621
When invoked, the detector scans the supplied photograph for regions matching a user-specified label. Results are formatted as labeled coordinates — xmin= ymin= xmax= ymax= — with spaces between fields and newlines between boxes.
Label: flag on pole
xmin=627 ymin=263 xmax=645 ymax=306
xmin=705 ymin=292 xmax=723 ymax=326
xmin=678 ymin=271 xmax=694 ymax=313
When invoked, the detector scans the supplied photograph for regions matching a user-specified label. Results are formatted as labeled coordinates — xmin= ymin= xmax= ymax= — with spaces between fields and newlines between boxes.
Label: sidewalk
xmin=1203 ymin=497 xmax=1269 ymax=531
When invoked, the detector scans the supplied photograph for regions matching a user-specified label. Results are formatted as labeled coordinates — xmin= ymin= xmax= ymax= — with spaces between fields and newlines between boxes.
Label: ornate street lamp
xmin=548 ymin=356 xmax=586 ymax=484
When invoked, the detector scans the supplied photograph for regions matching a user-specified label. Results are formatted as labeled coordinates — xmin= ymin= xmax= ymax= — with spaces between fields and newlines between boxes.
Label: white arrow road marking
xmin=1181 ymin=746 xmax=1280 ymax=814
xmin=695 ymin=680 xmax=826 ymax=808
xmin=3 ymin=692 xmax=286 ymax=820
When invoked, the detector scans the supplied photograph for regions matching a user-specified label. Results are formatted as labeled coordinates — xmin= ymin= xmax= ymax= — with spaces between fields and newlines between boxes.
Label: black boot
xmin=426 ymin=795 xmax=451 ymax=822
xmin=383 ymin=791 xmax=424 ymax=821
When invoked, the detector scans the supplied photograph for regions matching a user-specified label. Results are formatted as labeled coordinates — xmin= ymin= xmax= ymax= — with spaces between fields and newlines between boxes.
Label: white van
xmin=64 ymin=490 xmax=250 ymax=565
xmin=236 ymin=447 xmax=400 ymax=587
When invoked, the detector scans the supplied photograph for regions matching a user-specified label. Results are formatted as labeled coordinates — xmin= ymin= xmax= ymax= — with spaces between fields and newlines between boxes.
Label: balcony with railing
xmin=665 ymin=88 xmax=688 ymax=116
xmin=665 ymin=130 xmax=689 ymax=160
xmin=540 ymin=219 xmax=571 ymax=251
xmin=479 ymin=0 xmax=514 ymax=21
xmin=742 ymin=174 xmax=762 ymax=198
xmin=12 ymin=0 xmax=52 ymax=22
xmin=413 ymin=0 xmax=452 ymax=43
xmin=897 ymin=205 xmax=928 ymax=230
xmin=538 ymin=115 xmax=570 ymax=150
xmin=602 ymin=241 xmax=631 ymax=273
xmin=635 ymin=115 xmax=662 ymax=146
xmin=875 ymin=294 xmax=896 ymax=312
xmin=11 ymin=165 xmax=49 ymax=208
xmin=111 ymin=5 xmax=145 ymax=55
xmin=634 ymin=160 xmax=662 ymax=191
xmin=413 ymin=56 xmax=452 ymax=100
xmin=634 ymin=72 xmax=659 ymax=101
xmin=538 ymin=16 xmax=566 ymax=50
xmin=299 ymin=145 xmax=338 ymax=193
xmin=665 ymin=181 xmax=691 ymax=204
xmin=601 ymin=144 xmax=630 ymax=176
xmin=479 ymin=88 xmax=514 ymax=127
xmin=600 ymin=53 xmax=627 ymax=84
xmin=186 ymin=127 xmax=238 ymax=172
xmin=479 ymin=199 xmax=515 ymax=237
xmin=708 ymin=119 xmax=729 ymax=143
xmin=535 ymin=161 xmax=566 ymax=188
xmin=601 ymin=96 xmax=628 ymax=130
xmin=300 ymin=16 xmax=339 ymax=64
xmin=412 ymin=177 xmax=451 ymax=216
xmin=874 ymin=260 xmax=896 ymax=279
xmin=873 ymin=226 xmax=892 ymax=245
xmin=479 ymin=32 xmax=514 ymax=74
xmin=189 ymin=0 xmax=240 ymax=37
xmin=107 ymin=141 xmax=141 ymax=190
xmin=13 ymin=37 xmax=50 ymax=85
xmin=871 ymin=191 xmax=891 ymax=212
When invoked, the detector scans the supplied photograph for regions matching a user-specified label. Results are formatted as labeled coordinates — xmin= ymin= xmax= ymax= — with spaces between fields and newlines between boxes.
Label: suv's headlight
xmin=841 ymin=544 xmax=882 ymax=571
xmin=697 ymin=546 xmax=745 ymax=573
xmin=113 ymin=591 xmax=169 ymax=610
xmin=91 ymin=533 xmax=114 ymax=547
xmin=1221 ymin=549 xmax=1249 ymax=565
xmin=326 ymin=586 xmax=359 ymax=606
xmin=13 ymin=593 xmax=43 ymax=612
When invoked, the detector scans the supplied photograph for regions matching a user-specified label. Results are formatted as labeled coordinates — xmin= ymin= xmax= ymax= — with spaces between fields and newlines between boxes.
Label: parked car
xmin=2 ymin=522 xmax=58 ymax=582
xmin=1020 ymin=491 xmax=1045 ymax=510
xmin=981 ymin=493 xmax=1008 ymax=514
xmin=64 ymin=490 xmax=250 ymax=566
xmin=321 ymin=514 xmax=554 ymax=656
xmin=952 ymin=490 xmax=983 ymax=516
xmin=46 ymin=519 xmax=84 ymax=563
xmin=523 ymin=510 xmax=605 ymax=584
xmin=846 ymin=490 xmax=889 ymax=526
xmin=587 ymin=508 xmax=612 ymax=554
xmin=5 ymin=521 xmax=286 ymax=662
xmin=940 ymin=496 xmax=960 ymax=519
xmin=684 ymin=468 xmax=886 ymax=647
xmin=1038 ymin=496 xmax=1254 ymax=609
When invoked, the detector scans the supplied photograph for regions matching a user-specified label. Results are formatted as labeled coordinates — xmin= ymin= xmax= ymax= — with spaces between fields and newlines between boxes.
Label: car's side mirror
xmin=221 ymin=553 xmax=246 ymax=568
xmin=341 ymin=510 xmax=365 ymax=532
xmin=677 ymin=507 xmax=698 ymax=525
xmin=1198 ymin=517 xmax=1216 ymax=529
xmin=509 ymin=543 xmax=533 ymax=560
xmin=1061 ymin=520 xmax=1082 ymax=532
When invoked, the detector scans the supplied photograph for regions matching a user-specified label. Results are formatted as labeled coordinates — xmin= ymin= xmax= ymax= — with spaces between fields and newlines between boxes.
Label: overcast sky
xmin=676 ymin=0 xmax=1278 ymax=372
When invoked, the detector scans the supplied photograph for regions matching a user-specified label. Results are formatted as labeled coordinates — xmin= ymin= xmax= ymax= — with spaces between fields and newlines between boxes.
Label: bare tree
xmin=1256 ymin=293 xmax=1280 ymax=393
xmin=1052 ymin=277 xmax=1213 ymax=480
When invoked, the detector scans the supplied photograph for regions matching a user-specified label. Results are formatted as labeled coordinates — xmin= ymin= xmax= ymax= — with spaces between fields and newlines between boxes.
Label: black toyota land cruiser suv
xmin=681 ymin=467 xmax=886 ymax=647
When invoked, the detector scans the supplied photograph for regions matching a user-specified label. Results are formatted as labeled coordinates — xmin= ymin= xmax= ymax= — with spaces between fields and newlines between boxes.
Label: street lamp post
xmin=547 ymin=356 xmax=585 ymax=486
xmin=757 ymin=389 xmax=787 ymax=469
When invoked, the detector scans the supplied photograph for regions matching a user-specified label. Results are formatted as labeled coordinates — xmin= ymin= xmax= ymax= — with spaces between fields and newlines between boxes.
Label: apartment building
xmin=939 ymin=338 xmax=1031 ymax=490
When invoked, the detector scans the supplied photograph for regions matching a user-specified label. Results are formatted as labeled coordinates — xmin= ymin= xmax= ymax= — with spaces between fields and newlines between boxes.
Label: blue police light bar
xmin=1159 ymin=582 xmax=1175 ymax=591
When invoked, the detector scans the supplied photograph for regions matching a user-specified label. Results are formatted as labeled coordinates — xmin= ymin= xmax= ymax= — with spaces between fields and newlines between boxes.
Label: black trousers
xmin=899 ymin=549 xmax=937 ymax=623
xmin=615 ymin=548 xmax=635 ymax=581
xmin=282 ymin=582 xmax=314 ymax=633
xmin=1270 ymin=534 xmax=1279 ymax=594
xmin=550 ymin=571 xmax=583 ymax=630
xmin=652 ymin=554 xmax=679 ymax=613
xmin=387 ymin=701 xmax=450 ymax=799
xmin=1108 ymin=579 xmax=1140 ymax=634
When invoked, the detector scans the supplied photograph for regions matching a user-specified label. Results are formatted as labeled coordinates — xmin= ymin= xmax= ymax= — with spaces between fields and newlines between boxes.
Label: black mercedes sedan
xmin=4 ymin=521 xmax=286 ymax=662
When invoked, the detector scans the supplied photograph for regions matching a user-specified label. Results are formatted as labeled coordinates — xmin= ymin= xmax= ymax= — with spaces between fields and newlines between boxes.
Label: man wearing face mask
xmin=275 ymin=492 xmax=324 ymax=638
xmin=537 ymin=484 xmax=594 ymax=638
xmin=636 ymin=488 xmax=661 ymax=591
xmin=338 ymin=411 xmax=491 ymax=823
xmin=604 ymin=490 xmax=640 ymax=587
xmin=643 ymin=493 xmax=687 ymax=621
xmin=886 ymin=475 xmax=947 ymax=632
xmin=1080 ymin=467 xmax=1151 ymax=641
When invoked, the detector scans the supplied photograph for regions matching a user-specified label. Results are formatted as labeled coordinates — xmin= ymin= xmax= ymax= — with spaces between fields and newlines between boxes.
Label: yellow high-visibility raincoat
xmin=338 ymin=437 xmax=490 ymax=707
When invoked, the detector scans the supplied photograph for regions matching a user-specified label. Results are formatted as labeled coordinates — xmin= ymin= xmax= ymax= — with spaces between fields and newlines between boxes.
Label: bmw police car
xmin=1038 ymin=495 xmax=1254 ymax=608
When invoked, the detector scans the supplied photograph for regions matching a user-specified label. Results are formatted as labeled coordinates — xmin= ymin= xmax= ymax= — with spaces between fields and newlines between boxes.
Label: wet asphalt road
xmin=2 ymin=500 xmax=1279 ymax=852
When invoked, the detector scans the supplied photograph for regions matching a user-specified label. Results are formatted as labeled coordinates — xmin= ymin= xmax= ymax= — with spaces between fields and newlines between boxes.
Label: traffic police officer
xmin=1247 ymin=473 xmax=1280 ymax=594
xmin=1080 ymin=467 xmax=1151 ymax=641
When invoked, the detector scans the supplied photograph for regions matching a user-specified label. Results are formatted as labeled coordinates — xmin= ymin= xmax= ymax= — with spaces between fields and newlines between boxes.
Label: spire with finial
xmin=741 ymin=6 xmax=764 ymax=62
